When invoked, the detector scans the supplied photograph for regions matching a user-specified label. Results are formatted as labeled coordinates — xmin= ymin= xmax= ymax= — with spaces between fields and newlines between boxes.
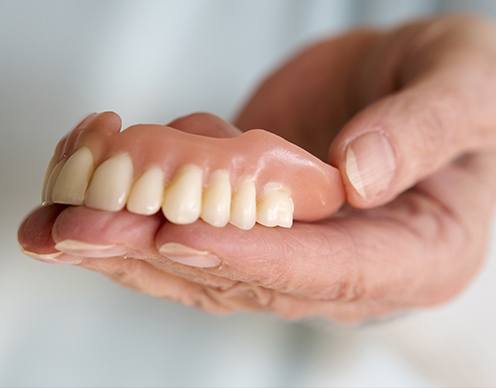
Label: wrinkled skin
xmin=18 ymin=15 xmax=496 ymax=323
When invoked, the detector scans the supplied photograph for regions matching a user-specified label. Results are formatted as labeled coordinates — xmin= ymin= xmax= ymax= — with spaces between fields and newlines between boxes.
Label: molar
xmin=42 ymin=159 xmax=65 ymax=204
xmin=126 ymin=167 xmax=164 ymax=215
xmin=162 ymin=164 xmax=203 ymax=224
xmin=85 ymin=153 xmax=134 ymax=211
xmin=51 ymin=147 xmax=94 ymax=205
xmin=256 ymin=185 xmax=294 ymax=228
xmin=201 ymin=169 xmax=231 ymax=227
xmin=229 ymin=177 xmax=256 ymax=230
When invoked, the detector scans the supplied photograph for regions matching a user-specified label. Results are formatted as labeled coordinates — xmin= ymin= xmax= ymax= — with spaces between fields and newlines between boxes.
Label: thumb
xmin=329 ymin=76 xmax=496 ymax=207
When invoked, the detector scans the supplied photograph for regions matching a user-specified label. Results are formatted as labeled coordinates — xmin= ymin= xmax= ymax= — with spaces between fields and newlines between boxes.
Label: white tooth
xmin=256 ymin=185 xmax=294 ymax=228
xmin=85 ymin=153 xmax=133 ymax=211
xmin=230 ymin=177 xmax=256 ymax=230
xmin=162 ymin=164 xmax=203 ymax=224
xmin=51 ymin=147 xmax=94 ymax=205
xmin=41 ymin=154 xmax=58 ymax=203
xmin=127 ymin=167 xmax=164 ymax=215
xmin=43 ymin=159 xmax=65 ymax=205
xmin=201 ymin=169 xmax=231 ymax=227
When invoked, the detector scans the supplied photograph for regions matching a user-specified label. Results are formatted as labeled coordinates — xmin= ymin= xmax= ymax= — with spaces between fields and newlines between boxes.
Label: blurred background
xmin=1 ymin=0 xmax=495 ymax=386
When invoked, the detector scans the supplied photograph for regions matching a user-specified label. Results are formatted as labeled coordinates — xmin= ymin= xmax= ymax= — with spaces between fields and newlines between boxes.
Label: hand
xmin=19 ymin=14 xmax=496 ymax=323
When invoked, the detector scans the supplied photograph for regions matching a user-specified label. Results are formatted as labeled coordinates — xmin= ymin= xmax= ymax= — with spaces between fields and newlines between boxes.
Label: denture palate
xmin=42 ymin=117 xmax=344 ymax=230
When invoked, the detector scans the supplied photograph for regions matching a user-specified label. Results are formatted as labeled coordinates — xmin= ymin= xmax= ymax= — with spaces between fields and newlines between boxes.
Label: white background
xmin=1 ymin=1 xmax=495 ymax=386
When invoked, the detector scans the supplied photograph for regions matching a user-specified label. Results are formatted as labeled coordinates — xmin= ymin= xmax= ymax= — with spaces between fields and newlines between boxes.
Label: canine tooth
xmin=127 ymin=167 xmax=164 ymax=215
xmin=51 ymin=147 xmax=94 ymax=205
xmin=201 ymin=170 xmax=231 ymax=227
xmin=85 ymin=153 xmax=133 ymax=211
xmin=162 ymin=164 xmax=203 ymax=224
xmin=230 ymin=177 xmax=256 ymax=230
xmin=43 ymin=159 xmax=65 ymax=204
xmin=256 ymin=186 xmax=294 ymax=228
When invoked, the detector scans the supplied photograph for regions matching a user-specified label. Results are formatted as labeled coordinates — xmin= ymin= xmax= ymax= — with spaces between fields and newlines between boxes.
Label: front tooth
xmin=127 ymin=167 xmax=164 ymax=215
xmin=42 ymin=159 xmax=65 ymax=205
xmin=51 ymin=147 xmax=94 ymax=205
xmin=162 ymin=164 xmax=203 ymax=224
xmin=85 ymin=153 xmax=133 ymax=211
xmin=256 ymin=186 xmax=294 ymax=228
xmin=230 ymin=177 xmax=256 ymax=230
xmin=201 ymin=170 xmax=231 ymax=227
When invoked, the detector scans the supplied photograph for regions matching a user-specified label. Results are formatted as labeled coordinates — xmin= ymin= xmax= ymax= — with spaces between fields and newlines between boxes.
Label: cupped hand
xmin=19 ymin=15 xmax=496 ymax=323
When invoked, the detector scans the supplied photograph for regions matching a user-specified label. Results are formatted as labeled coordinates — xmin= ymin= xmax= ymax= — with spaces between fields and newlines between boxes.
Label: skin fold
xmin=18 ymin=14 xmax=496 ymax=323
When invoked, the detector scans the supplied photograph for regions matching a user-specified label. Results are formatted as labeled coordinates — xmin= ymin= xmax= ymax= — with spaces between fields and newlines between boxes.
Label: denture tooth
xmin=42 ymin=159 xmax=65 ymax=204
xmin=85 ymin=153 xmax=133 ymax=211
xmin=201 ymin=169 xmax=231 ymax=227
xmin=126 ymin=167 xmax=164 ymax=215
xmin=229 ymin=177 xmax=256 ymax=230
xmin=162 ymin=164 xmax=203 ymax=224
xmin=41 ymin=155 xmax=57 ymax=203
xmin=51 ymin=147 xmax=94 ymax=205
xmin=256 ymin=186 xmax=294 ymax=228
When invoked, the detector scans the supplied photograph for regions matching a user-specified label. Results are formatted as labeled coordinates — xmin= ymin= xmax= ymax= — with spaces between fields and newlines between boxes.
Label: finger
xmin=154 ymin=207 xmax=456 ymax=308
xmin=52 ymin=206 xmax=162 ymax=258
xmin=154 ymin=162 xmax=491 ymax=308
xmin=35 ymin=206 xmax=249 ymax=313
xmin=45 ymin=207 xmax=238 ymax=313
xmin=17 ymin=205 xmax=69 ymax=262
xmin=18 ymin=205 xmax=63 ymax=253
xmin=155 ymin=216 xmax=415 ymax=302
xmin=329 ymin=15 xmax=496 ymax=207
xmin=47 ymin=206 xmax=238 ymax=290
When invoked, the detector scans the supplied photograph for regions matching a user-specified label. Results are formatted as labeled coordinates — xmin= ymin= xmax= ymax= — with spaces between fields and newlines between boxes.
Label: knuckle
xmin=323 ymin=278 xmax=366 ymax=303
xmin=390 ymin=90 xmax=460 ymax=179
xmin=106 ymin=261 xmax=139 ymax=287
xmin=205 ymin=282 xmax=275 ymax=312
xmin=186 ymin=289 xmax=233 ymax=315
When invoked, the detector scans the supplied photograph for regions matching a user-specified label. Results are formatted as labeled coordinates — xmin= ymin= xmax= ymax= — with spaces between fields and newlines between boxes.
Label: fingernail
xmin=21 ymin=249 xmax=82 ymax=264
xmin=345 ymin=132 xmax=396 ymax=199
xmin=54 ymin=239 xmax=127 ymax=258
xmin=159 ymin=242 xmax=221 ymax=268
xmin=22 ymin=249 xmax=62 ymax=262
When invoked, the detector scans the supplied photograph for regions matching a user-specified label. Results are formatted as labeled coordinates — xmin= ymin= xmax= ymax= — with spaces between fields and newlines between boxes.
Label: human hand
xmin=19 ymin=15 xmax=496 ymax=323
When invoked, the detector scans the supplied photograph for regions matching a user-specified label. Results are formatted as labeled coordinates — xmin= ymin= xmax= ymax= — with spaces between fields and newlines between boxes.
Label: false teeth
xmin=51 ymin=147 xmax=94 ymax=205
xmin=162 ymin=164 xmax=203 ymax=224
xmin=127 ymin=167 xmax=165 ymax=215
xmin=201 ymin=169 xmax=231 ymax=227
xmin=40 ymin=151 xmax=295 ymax=229
xmin=229 ymin=177 xmax=257 ymax=230
xmin=43 ymin=159 xmax=65 ymax=204
xmin=85 ymin=153 xmax=133 ymax=211
xmin=41 ymin=154 xmax=58 ymax=203
xmin=256 ymin=186 xmax=294 ymax=228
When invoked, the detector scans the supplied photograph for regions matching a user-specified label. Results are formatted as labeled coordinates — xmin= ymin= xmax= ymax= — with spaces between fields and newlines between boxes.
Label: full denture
xmin=42 ymin=112 xmax=344 ymax=229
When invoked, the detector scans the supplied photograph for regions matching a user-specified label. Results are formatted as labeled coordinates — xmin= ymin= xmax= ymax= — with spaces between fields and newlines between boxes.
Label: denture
xmin=41 ymin=112 xmax=344 ymax=229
